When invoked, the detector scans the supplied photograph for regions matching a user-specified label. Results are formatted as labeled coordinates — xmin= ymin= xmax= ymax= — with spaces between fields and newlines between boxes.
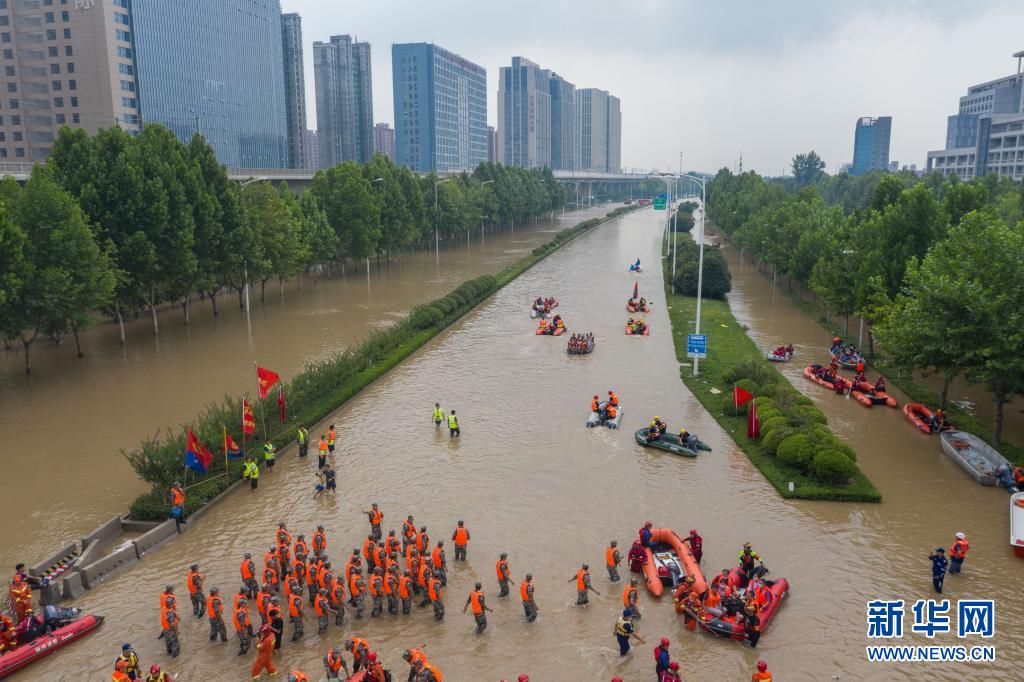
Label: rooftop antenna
xmin=738 ymin=151 xmax=743 ymax=174
xmin=1015 ymin=49 xmax=1024 ymax=74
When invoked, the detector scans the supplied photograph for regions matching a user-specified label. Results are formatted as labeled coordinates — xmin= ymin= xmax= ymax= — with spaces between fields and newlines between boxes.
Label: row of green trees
xmin=0 ymin=124 xmax=567 ymax=372
xmin=707 ymin=157 xmax=1024 ymax=443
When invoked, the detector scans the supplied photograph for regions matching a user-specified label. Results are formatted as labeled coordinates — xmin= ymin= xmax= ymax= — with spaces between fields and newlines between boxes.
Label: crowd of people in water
xmin=626 ymin=317 xmax=648 ymax=334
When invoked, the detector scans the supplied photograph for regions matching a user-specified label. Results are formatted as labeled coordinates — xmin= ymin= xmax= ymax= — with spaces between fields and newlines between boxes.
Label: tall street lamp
xmin=656 ymin=171 xmax=707 ymax=375
xmin=369 ymin=177 xmax=384 ymax=275
xmin=434 ymin=177 xmax=453 ymax=257
xmin=479 ymin=179 xmax=495 ymax=241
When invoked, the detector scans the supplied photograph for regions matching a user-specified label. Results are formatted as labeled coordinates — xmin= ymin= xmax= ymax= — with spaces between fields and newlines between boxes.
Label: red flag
xmin=733 ymin=385 xmax=754 ymax=409
xmin=256 ymin=366 xmax=280 ymax=400
xmin=747 ymin=400 xmax=761 ymax=438
xmin=632 ymin=281 xmax=638 ymax=300
xmin=242 ymin=399 xmax=256 ymax=435
xmin=185 ymin=430 xmax=214 ymax=474
xmin=277 ymin=385 xmax=286 ymax=423
xmin=224 ymin=430 xmax=244 ymax=459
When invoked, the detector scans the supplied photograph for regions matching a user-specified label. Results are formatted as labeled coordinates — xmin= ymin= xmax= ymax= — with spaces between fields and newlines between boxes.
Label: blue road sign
xmin=686 ymin=334 xmax=707 ymax=359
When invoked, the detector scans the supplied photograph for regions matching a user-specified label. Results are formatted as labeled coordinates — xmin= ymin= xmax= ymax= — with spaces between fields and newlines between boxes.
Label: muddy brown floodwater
xmin=13 ymin=209 xmax=1023 ymax=681
xmin=0 ymin=205 xmax=609 ymax=573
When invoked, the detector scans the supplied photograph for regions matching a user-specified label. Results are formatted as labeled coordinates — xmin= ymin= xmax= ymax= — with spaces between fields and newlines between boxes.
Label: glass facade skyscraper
xmin=131 ymin=0 xmax=288 ymax=168
xmin=850 ymin=116 xmax=892 ymax=176
xmin=281 ymin=13 xmax=308 ymax=169
xmin=392 ymin=42 xmax=487 ymax=173
xmin=498 ymin=57 xmax=551 ymax=169
xmin=314 ymin=35 xmax=374 ymax=167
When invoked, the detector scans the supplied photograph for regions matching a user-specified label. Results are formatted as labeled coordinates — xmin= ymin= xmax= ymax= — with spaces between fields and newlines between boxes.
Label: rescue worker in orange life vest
xmin=167 ymin=482 xmax=185 ymax=532
xmin=144 ymin=663 xmax=171 ymax=682
xmin=948 ymin=532 xmax=969 ymax=574
xmin=569 ymin=563 xmax=600 ymax=604
xmin=605 ymin=540 xmax=621 ymax=581
xmin=464 ymin=581 xmax=493 ymax=633
xmin=752 ymin=659 xmax=773 ymax=682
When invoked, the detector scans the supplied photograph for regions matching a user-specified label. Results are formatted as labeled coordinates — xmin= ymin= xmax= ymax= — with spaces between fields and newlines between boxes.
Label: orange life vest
xmin=294 ymin=539 xmax=308 ymax=558
xmin=160 ymin=606 xmax=176 ymax=631
xmin=327 ymin=428 xmax=336 ymax=445
xmin=417 ymin=563 xmax=430 ymax=588
xmin=290 ymin=672 xmax=310 ymax=682
xmin=187 ymin=569 xmax=203 ymax=594
xmin=277 ymin=528 xmax=291 ymax=547
xmin=453 ymin=527 xmax=469 ymax=546
xmin=384 ymin=572 xmax=397 ymax=596
xmin=950 ymin=539 xmax=969 ymax=559
xmin=432 ymin=546 xmax=444 ymax=568
xmin=422 ymin=662 xmax=443 ymax=682
xmin=416 ymin=531 xmax=429 ymax=554
xmin=206 ymin=594 xmax=223 ymax=618
xmin=256 ymin=591 xmax=270 ymax=618
xmin=318 ymin=438 xmax=328 ymax=454
xmin=469 ymin=590 xmax=484 ymax=615
xmin=288 ymin=593 xmax=303 ymax=618
xmin=520 ymin=580 xmax=533 ymax=602
xmin=349 ymin=574 xmax=363 ymax=597
xmin=330 ymin=578 xmax=345 ymax=606
xmin=606 ymin=546 xmax=619 ymax=567
xmin=312 ymin=530 xmax=327 ymax=553
xmin=428 ymin=577 xmax=442 ymax=602
xmin=407 ymin=648 xmax=426 ymax=667
xmin=623 ymin=585 xmax=637 ymax=606
xmin=609 ymin=392 xmax=619 ymax=406
xmin=170 ymin=488 xmax=185 ymax=506
xmin=326 ymin=651 xmax=343 ymax=672
xmin=369 ymin=509 xmax=383 ymax=525
xmin=233 ymin=605 xmax=250 ymax=631
xmin=398 ymin=575 xmax=412 ymax=599
xmin=363 ymin=538 xmax=376 ymax=560
xmin=240 ymin=559 xmax=255 ymax=580
xmin=314 ymin=594 xmax=329 ymax=617
xmin=369 ymin=575 xmax=383 ymax=597
xmin=403 ymin=520 xmax=416 ymax=540
xmin=496 ymin=559 xmax=509 ymax=581
xmin=752 ymin=673 xmax=773 ymax=682
xmin=591 ymin=399 xmax=600 ymax=411
xmin=576 ymin=569 xmax=587 ymax=591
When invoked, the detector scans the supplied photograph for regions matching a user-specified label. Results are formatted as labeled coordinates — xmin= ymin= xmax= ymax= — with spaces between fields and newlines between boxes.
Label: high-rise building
xmin=487 ymin=126 xmax=497 ymax=162
xmin=374 ymin=122 xmax=395 ymax=160
xmin=392 ymin=42 xmax=487 ymax=172
xmin=314 ymin=35 xmax=374 ymax=168
xmin=576 ymin=89 xmax=606 ymax=173
xmin=132 ymin=0 xmax=288 ymax=168
xmin=0 ymin=0 xmax=140 ymax=162
xmin=606 ymin=93 xmax=621 ymax=173
xmin=927 ymin=51 xmax=1024 ymax=181
xmin=304 ymin=129 xmax=319 ymax=169
xmin=850 ymin=116 xmax=892 ymax=176
xmin=549 ymin=73 xmax=576 ymax=171
xmin=281 ymin=13 xmax=307 ymax=169
xmin=498 ymin=57 xmax=551 ymax=169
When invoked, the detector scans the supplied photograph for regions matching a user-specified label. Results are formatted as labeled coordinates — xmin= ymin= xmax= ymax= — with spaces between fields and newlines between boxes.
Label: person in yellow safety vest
xmin=263 ymin=442 xmax=276 ymax=473
xmin=447 ymin=410 xmax=460 ymax=438
xmin=244 ymin=458 xmax=260 ymax=491
xmin=296 ymin=424 xmax=309 ymax=458
xmin=433 ymin=403 xmax=444 ymax=428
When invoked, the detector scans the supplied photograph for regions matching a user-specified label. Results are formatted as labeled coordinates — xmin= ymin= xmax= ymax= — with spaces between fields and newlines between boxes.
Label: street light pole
xmin=434 ymin=177 xmax=452 ymax=258
xmin=693 ymin=177 xmax=706 ymax=376
xmin=370 ymin=177 xmax=384 ymax=275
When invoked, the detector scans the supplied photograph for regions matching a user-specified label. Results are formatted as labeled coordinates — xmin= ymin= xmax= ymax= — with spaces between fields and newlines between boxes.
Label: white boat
xmin=766 ymin=350 xmax=793 ymax=362
xmin=939 ymin=430 xmax=1010 ymax=486
xmin=1010 ymin=493 xmax=1024 ymax=559
xmin=586 ymin=402 xmax=623 ymax=430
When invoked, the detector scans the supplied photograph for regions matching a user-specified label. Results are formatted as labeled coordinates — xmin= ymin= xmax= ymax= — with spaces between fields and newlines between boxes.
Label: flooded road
xmin=19 ymin=210 xmax=1022 ymax=681
xmin=0 ymin=205 xmax=610 ymax=574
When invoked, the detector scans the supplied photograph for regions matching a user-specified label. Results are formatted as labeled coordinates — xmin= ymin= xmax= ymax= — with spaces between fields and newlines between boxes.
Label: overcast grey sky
xmin=280 ymin=0 xmax=1024 ymax=175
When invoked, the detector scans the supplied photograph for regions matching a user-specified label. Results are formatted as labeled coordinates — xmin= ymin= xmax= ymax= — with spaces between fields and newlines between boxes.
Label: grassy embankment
xmin=128 ymin=205 xmax=640 ymax=520
xmin=662 ymin=281 xmax=881 ymax=502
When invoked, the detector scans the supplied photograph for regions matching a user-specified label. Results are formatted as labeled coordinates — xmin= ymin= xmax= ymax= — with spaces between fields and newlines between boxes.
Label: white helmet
xmin=955 ymin=532 xmax=966 ymax=540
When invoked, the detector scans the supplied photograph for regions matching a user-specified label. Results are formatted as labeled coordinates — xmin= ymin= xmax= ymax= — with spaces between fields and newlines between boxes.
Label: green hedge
xmin=126 ymin=205 xmax=640 ymax=520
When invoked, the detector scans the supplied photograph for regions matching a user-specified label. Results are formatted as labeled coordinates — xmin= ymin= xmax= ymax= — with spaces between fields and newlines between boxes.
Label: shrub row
xmin=127 ymin=205 xmax=638 ymax=520
xmin=721 ymin=359 xmax=860 ymax=485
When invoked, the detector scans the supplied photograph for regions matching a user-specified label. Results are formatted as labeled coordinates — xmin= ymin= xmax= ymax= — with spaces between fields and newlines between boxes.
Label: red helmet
xmin=757 ymin=660 xmax=768 ymax=672
xmin=660 ymin=637 xmax=670 ymax=647
xmin=593 ymin=395 xmax=599 ymax=399
xmin=518 ymin=676 xmax=530 ymax=682
xmin=644 ymin=521 xmax=653 ymax=528
xmin=260 ymin=624 xmax=272 ymax=635
xmin=669 ymin=661 xmax=680 ymax=671
xmin=368 ymin=651 xmax=377 ymax=662
xmin=689 ymin=529 xmax=698 ymax=535
xmin=149 ymin=664 xmax=161 ymax=675
xmin=608 ymin=390 xmax=613 ymax=394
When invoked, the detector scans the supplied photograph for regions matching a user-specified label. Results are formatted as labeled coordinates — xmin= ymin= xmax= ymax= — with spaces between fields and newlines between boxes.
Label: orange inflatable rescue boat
xmin=640 ymin=528 xmax=706 ymax=597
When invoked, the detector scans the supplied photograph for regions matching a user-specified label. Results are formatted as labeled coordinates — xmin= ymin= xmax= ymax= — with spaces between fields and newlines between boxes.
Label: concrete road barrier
xmin=81 ymin=516 xmax=122 ymax=552
xmin=28 ymin=542 xmax=77 ymax=577
xmin=133 ymin=520 xmax=178 ymax=558
xmin=61 ymin=571 xmax=86 ymax=600
xmin=79 ymin=544 xmax=137 ymax=589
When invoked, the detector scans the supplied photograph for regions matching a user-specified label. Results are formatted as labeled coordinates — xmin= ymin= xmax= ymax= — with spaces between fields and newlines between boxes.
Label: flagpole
xmin=255 ymin=362 xmax=269 ymax=440
xmin=223 ymin=426 xmax=228 ymax=475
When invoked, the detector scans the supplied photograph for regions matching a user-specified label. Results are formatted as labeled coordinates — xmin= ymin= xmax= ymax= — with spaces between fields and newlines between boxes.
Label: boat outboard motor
xmin=995 ymin=465 xmax=1019 ymax=493
xmin=43 ymin=605 xmax=80 ymax=630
